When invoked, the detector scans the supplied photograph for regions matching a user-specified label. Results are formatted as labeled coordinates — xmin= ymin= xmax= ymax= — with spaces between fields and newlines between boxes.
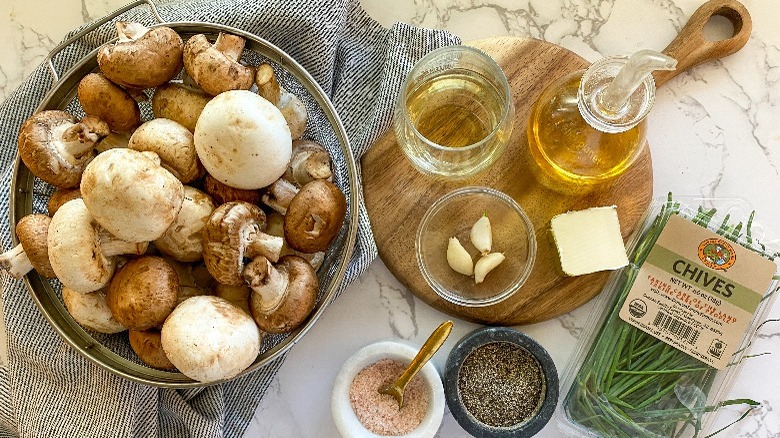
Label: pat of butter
xmin=550 ymin=206 xmax=629 ymax=276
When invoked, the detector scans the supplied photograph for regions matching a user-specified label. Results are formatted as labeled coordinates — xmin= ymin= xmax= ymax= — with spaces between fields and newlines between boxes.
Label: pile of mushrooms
xmin=6 ymin=23 xmax=347 ymax=383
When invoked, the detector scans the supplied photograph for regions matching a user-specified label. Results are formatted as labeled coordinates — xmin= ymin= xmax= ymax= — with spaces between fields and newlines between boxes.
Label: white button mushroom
xmin=201 ymin=201 xmax=284 ymax=286
xmin=97 ymin=22 xmax=184 ymax=90
xmin=161 ymin=295 xmax=260 ymax=383
xmin=0 ymin=214 xmax=55 ymax=279
xmin=128 ymin=118 xmax=203 ymax=184
xmin=244 ymin=255 xmax=318 ymax=334
xmin=17 ymin=110 xmax=109 ymax=188
xmin=284 ymin=140 xmax=333 ymax=187
xmin=154 ymin=186 xmax=215 ymax=263
xmin=183 ymin=33 xmax=255 ymax=96
xmin=80 ymin=148 xmax=184 ymax=243
xmin=62 ymin=286 xmax=126 ymax=334
xmin=47 ymin=199 xmax=148 ymax=294
xmin=194 ymin=90 xmax=292 ymax=190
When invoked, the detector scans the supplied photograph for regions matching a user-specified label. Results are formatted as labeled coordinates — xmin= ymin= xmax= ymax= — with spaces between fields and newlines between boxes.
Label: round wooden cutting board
xmin=361 ymin=0 xmax=751 ymax=325
xmin=362 ymin=36 xmax=653 ymax=325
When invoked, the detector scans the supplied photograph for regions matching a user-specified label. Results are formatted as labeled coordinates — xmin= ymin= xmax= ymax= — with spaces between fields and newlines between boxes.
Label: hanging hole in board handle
xmin=653 ymin=0 xmax=751 ymax=88
xmin=44 ymin=0 xmax=164 ymax=84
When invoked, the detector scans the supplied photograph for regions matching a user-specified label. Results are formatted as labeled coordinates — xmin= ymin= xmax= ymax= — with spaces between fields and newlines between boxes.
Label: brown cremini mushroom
xmin=284 ymin=140 xmax=333 ymax=187
xmin=0 ymin=214 xmax=55 ymax=279
xmin=265 ymin=211 xmax=324 ymax=270
xmin=106 ymin=256 xmax=178 ymax=331
xmin=255 ymin=64 xmax=307 ymax=139
xmin=262 ymin=179 xmax=347 ymax=254
xmin=201 ymin=201 xmax=283 ymax=286
xmin=183 ymin=33 xmax=255 ymax=96
xmin=129 ymin=329 xmax=177 ymax=370
xmin=152 ymin=82 xmax=212 ymax=132
xmin=97 ymin=22 xmax=183 ymax=89
xmin=62 ymin=286 xmax=127 ymax=334
xmin=47 ymin=187 xmax=81 ymax=217
xmin=17 ymin=110 xmax=109 ymax=188
xmin=161 ymin=295 xmax=260 ymax=383
xmin=245 ymin=255 xmax=318 ymax=334
xmin=48 ymin=198 xmax=148 ymax=293
xmin=128 ymin=118 xmax=203 ymax=183
xmin=80 ymin=148 xmax=184 ymax=243
xmin=154 ymin=186 xmax=215 ymax=262
xmin=77 ymin=73 xmax=141 ymax=132
xmin=203 ymin=174 xmax=261 ymax=205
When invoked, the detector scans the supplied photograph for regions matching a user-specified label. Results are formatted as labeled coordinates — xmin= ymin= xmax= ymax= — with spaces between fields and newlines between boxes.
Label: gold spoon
xmin=379 ymin=320 xmax=454 ymax=409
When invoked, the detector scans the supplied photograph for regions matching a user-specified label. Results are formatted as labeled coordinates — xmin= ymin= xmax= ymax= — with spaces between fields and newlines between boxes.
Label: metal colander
xmin=9 ymin=0 xmax=358 ymax=388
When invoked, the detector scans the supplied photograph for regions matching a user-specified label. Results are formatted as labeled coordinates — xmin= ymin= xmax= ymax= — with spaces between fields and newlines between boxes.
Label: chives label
xmin=619 ymin=214 xmax=776 ymax=370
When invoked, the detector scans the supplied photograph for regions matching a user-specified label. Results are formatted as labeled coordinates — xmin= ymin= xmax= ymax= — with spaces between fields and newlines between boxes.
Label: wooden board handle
xmin=654 ymin=0 xmax=751 ymax=87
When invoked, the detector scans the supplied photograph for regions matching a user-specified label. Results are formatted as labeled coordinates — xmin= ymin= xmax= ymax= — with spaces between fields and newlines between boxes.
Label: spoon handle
xmin=654 ymin=0 xmax=751 ymax=88
xmin=396 ymin=321 xmax=453 ymax=390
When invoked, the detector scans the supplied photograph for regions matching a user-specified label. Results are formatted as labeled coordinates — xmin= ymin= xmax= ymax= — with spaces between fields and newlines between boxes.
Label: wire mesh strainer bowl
xmin=9 ymin=1 xmax=358 ymax=387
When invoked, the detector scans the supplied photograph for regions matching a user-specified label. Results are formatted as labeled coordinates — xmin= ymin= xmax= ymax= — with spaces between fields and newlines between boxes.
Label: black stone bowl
xmin=444 ymin=327 xmax=559 ymax=437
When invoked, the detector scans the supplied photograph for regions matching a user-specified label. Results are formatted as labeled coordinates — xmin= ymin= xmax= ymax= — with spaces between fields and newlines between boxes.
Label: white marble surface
xmin=1 ymin=0 xmax=779 ymax=437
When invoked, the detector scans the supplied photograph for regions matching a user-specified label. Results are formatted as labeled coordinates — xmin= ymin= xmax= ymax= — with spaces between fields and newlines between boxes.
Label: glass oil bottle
xmin=527 ymin=50 xmax=677 ymax=194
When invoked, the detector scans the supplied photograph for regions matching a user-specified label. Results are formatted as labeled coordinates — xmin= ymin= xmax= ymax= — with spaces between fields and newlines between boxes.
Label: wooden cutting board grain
xmin=361 ymin=0 xmax=752 ymax=325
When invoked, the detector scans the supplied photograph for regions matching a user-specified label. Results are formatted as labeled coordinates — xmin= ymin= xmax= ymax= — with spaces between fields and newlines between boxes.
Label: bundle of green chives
xmin=563 ymin=196 xmax=771 ymax=437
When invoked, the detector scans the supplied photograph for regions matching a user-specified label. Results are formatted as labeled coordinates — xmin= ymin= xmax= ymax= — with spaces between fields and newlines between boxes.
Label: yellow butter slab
xmin=550 ymin=206 xmax=629 ymax=276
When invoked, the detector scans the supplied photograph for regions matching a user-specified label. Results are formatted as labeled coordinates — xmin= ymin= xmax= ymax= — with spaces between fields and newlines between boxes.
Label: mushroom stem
xmin=59 ymin=115 xmax=110 ymax=158
xmin=213 ymin=33 xmax=246 ymax=61
xmin=255 ymin=64 xmax=281 ymax=106
xmin=245 ymin=230 xmax=284 ymax=263
xmin=262 ymin=178 xmax=299 ymax=215
xmin=0 ymin=244 xmax=33 ymax=278
xmin=243 ymin=257 xmax=288 ymax=314
xmin=116 ymin=22 xmax=150 ymax=42
xmin=98 ymin=228 xmax=148 ymax=257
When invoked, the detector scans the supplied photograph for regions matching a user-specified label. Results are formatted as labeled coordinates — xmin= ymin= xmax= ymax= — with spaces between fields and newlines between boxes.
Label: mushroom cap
xmin=62 ymin=286 xmax=126 ymax=334
xmin=183 ymin=33 xmax=255 ymax=96
xmin=194 ymin=90 xmax=292 ymax=190
xmin=161 ymin=295 xmax=260 ymax=383
xmin=202 ymin=201 xmax=267 ymax=286
xmin=128 ymin=118 xmax=203 ymax=183
xmin=48 ymin=198 xmax=117 ymax=293
xmin=80 ymin=148 xmax=184 ymax=243
xmin=129 ymin=329 xmax=177 ymax=370
xmin=17 ymin=110 xmax=96 ymax=188
xmin=152 ymin=82 xmax=211 ymax=132
xmin=154 ymin=186 xmax=215 ymax=262
xmin=77 ymin=73 xmax=141 ymax=132
xmin=284 ymin=179 xmax=347 ymax=253
xmin=97 ymin=23 xmax=184 ymax=89
xmin=106 ymin=256 xmax=178 ymax=331
xmin=47 ymin=187 xmax=81 ymax=217
xmin=248 ymin=255 xmax=318 ymax=334
xmin=16 ymin=214 xmax=55 ymax=278
xmin=203 ymin=174 xmax=261 ymax=205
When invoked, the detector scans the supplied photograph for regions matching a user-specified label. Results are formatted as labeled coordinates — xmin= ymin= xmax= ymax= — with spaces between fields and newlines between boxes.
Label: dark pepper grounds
xmin=457 ymin=341 xmax=545 ymax=428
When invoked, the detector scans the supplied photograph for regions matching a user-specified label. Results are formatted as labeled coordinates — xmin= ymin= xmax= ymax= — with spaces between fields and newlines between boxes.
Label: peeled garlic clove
xmin=474 ymin=252 xmax=505 ymax=284
xmin=470 ymin=215 xmax=492 ymax=256
xmin=447 ymin=237 xmax=473 ymax=276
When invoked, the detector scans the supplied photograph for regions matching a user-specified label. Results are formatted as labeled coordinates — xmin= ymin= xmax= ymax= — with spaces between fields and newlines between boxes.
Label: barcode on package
xmin=652 ymin=311 xmax=700 ymax=345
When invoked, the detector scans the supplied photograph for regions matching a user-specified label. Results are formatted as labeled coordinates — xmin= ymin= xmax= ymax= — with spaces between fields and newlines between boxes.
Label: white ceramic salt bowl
xmin=331 ymin=340 xmax=445 ymax=438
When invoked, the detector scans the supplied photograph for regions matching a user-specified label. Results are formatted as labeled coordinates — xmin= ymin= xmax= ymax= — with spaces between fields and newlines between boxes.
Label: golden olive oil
xmin=405 ymin=70 xmax=504 ymax=148
xmin=527 ymin=72 xmax=647 ymax=192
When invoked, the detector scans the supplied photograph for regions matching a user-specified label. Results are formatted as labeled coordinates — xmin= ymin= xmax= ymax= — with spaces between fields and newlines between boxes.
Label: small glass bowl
xmin=444 ymin=327 xmax=559 ymax=437
xmin=331 ymin=340 xmax=445 ymax=438
xmin=416 ymin=187 xmax=536 ymax=307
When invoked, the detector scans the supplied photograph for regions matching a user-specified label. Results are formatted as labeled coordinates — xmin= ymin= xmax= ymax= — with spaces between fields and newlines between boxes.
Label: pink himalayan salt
xmin=349 ymin=358 xmax=430 ymax=436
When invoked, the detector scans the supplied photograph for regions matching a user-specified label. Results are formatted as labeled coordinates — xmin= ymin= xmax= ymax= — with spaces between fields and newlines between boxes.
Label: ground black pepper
xmin=457 ymin=341 xmax=544 ymax=428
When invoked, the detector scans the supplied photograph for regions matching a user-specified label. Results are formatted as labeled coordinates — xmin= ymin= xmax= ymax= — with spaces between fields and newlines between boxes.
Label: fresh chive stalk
xmin=563 ymin=195 xmax=773 ymax=437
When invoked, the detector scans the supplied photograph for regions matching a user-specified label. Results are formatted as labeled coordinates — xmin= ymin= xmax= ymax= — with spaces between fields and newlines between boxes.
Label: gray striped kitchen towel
xmin=0 ymin=0 xmax=459 ymax=436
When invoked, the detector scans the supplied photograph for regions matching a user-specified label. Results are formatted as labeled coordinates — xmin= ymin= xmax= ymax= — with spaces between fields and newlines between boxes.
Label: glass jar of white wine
xmin=394 ymin=46 xmax=514 ymax=179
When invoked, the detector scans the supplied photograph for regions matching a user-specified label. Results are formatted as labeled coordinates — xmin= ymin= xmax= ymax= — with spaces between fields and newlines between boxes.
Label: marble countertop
xmin=1 ymin=0 xmax=779 ymax=437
